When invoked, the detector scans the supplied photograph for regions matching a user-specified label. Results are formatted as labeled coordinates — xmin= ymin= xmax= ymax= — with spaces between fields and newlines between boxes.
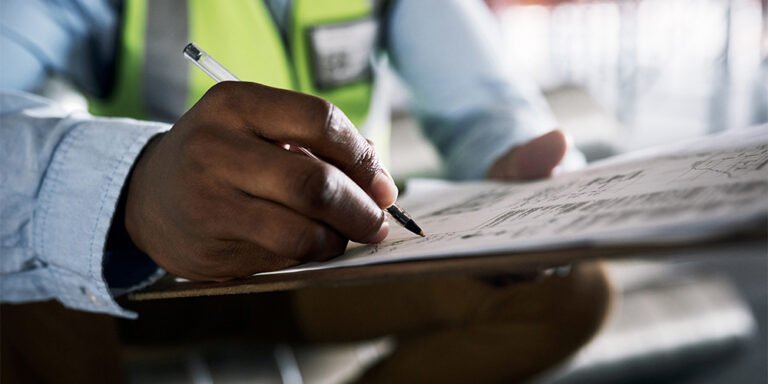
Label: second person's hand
xmin=486 ymin=130 xmax=569 ymax=181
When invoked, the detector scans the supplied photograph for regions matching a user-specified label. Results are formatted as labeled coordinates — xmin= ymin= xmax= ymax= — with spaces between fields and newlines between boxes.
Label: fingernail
xmin=370 ymin=221 xmax=390 ymax=243
xmin=371 ymin=171 xmax=398 ymax=208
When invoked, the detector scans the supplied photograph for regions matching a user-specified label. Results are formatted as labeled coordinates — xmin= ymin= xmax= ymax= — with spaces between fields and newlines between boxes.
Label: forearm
xmin=0 ymin=0 xmax=120 ymax=95
xmin=387 ymin=0 xmax=584 ymax=179
xmin=422 ymin=100 xmax=556 ymax=180
xmin=0 ymin=91 xmax=168 ymax=318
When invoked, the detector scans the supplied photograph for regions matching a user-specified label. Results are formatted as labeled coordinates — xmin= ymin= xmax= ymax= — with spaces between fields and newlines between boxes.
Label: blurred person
xmin=0 ymin=0 xmax=608 ymax=382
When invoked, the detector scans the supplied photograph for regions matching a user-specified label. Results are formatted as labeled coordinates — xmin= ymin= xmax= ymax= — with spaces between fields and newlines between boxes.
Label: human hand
xmin=486 ymin=130 xmax=568 ymax=180
xmin=123 ymin=82 xmax=397 ymax=281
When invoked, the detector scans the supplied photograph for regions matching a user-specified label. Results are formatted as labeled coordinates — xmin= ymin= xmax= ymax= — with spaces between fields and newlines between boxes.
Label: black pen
xmin=183 ymin=42 xmax=425 ymax=237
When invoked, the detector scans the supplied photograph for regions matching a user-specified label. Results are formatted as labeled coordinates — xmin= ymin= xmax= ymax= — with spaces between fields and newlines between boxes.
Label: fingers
xmin=226 ymin=195 xmax=350 ymax=262
xmin=139 ymin=82 xmax=398 ymax=281
xmin=199 ymin=242 xmax=300 ymax=280
xmin=201 ymin=190 xmax=387 ymax=279
xmin=210 ymin=135 xmax=389 ymax=244
xmin=200 ymin=81 xmax=398 ymax=208
xmin=129 ymin=82 xmax=401 ymax=282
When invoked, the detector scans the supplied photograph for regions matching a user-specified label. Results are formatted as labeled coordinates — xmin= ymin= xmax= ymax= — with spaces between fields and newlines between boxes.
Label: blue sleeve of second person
xmin=386 ymin=0 xmax=585 ymax=180
xmin=0 ymin=0 xmax=120 ymax=96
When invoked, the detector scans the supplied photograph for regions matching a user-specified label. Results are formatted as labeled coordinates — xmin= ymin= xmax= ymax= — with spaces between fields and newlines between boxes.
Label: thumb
xmin=487 ymin=130 xmax=568 ymax=180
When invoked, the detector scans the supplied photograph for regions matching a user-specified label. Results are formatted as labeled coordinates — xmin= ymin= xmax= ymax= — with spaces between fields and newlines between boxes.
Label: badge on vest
xmin=308 ymin=18 xmax=379 ymax=90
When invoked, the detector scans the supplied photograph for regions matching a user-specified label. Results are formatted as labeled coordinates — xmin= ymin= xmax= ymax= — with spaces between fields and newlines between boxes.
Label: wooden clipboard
xmin=128 ymin=229 xmax=765 ymax=301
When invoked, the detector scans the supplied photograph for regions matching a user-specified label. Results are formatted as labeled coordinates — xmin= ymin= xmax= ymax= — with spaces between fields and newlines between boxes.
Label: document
xmin=266 ymin=126 xmax=768 ymax=274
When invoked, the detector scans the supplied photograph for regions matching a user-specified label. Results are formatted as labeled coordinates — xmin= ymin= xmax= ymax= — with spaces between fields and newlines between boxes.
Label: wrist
xmin=123 ymin=132 xmax=165 ymax=254
xmin=104 ymin=133 xmax=165 ymax=293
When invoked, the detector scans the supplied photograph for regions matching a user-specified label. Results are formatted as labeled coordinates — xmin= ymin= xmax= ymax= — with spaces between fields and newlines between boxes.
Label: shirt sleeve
xmin=0 ymin=0 xmax=119 ymax=96
xmin=386 ymin=0 xmax=585 ymax=180
xmin=0 ymin=91 xmax=169 ymax=318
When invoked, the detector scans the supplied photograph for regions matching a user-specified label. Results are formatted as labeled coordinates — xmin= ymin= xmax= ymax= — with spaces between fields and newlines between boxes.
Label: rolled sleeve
xmin=38 ymin=118 xmax=167 ymax=317
xmin=1 ymin=91 xmax=169 ymax=318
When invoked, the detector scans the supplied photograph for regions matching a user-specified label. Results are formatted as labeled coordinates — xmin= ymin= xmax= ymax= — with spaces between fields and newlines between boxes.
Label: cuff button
xmin=80 ymin=286 xmax=101 ymax=306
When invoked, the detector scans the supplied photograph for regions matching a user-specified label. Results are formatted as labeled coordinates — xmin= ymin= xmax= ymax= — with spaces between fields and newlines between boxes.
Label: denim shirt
xmin=0 ymin=91 xmax=168 ymax=318
xmin=0 ymin=0 xmax=583 ymax=317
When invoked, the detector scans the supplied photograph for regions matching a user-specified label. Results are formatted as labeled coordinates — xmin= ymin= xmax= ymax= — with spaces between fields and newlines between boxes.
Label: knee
xmin=515 ymin=262 xmax=613 ymax=366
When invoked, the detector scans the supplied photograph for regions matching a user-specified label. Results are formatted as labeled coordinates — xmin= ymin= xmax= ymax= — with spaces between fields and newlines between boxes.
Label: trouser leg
xmin=118 ymin=290 xmax=299 ymax=345
xmin=290 ymin=262 xmax=612 ymax=383
xmin=122 ymin=261 xmax=611 ymax=383
xmin=0 ymin=301 xmax=123 ymax=384
xmin=1 ymin=262 xmax=609 ymax=383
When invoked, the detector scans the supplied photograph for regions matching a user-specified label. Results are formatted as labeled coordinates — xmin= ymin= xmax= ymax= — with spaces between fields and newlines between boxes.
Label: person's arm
xmin=387 ymin=0 xmax=585 ymax=180
xmin=1 ymin=88 xmax=396 ymax=318
xmin=0 ymin=91 xmax=168 ymax=318
xmin=0 ymin=0 xmax=168 ymax=317
xmin=2 ymin=1 xmax=398 ymax=318
xmin=0 ymin=0 xmax=119 ymax=95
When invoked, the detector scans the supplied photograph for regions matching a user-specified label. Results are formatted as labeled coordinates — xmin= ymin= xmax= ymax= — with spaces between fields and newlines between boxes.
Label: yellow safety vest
xmin=90 ymin=0 xmax=390 ymax=161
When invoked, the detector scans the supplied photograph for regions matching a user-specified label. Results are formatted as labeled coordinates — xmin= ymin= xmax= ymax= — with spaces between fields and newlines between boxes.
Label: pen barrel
xmin=183 ymin=43 xmax=239 ymax=82
xmin=386 ymin=204 xmax=412 ymax=226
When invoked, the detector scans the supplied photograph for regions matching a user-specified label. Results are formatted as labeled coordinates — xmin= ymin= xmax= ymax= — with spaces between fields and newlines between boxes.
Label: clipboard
xmin=128 ymin=229 xmax=764 ymax=301
xmin=129 ymin=127 xmax=768 ymax=301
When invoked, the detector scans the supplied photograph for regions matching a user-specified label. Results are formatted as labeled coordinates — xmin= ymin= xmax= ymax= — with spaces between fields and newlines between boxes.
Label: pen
xmin=183 ymin=42 xmax=425 ymax=238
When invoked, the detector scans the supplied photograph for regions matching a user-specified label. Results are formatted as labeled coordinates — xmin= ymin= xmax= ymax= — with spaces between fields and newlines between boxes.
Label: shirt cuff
xmin=103 ymin=173 xmax=167 ymax=298
xmin=34 ymin=115 xmax=169 ymax=318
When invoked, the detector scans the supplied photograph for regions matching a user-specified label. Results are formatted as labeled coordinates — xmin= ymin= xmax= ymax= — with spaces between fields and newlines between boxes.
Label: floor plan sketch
xmin=262 ymin=125 xmax=768 ymax=275
xmin=679 ymin=144 xmax=768 ymax=180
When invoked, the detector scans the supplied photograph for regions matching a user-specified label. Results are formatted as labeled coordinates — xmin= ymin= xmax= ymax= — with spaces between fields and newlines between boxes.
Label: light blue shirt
xmin=0 ymin=0 xmax=582 ymax=317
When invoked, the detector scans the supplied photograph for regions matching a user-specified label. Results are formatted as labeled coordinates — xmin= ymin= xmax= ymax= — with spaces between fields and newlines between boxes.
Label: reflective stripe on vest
xmin=144 ymin=0 xmax=189 ymax=120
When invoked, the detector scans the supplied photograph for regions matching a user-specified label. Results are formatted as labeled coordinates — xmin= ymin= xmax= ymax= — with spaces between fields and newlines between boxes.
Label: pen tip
xmin=419 ymin=231 xmax=425 ymax=237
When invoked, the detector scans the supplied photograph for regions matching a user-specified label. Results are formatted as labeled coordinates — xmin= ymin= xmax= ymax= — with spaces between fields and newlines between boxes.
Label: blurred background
xmin=390 ymin=0 xmax=768 ymax=179
xmin=384 ymin=2 xmax=767 ymax=384
xmin=497 ymin=0 xmax=765 ymax=144
xmin=39 ymin=0 xmax=766 ymax=382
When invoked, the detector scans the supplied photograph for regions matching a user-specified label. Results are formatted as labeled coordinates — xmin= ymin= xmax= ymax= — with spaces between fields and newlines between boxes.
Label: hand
xmin=123 ymin=82 xmax=397 ymax=281
xmin=486 ymin=130 xmax=568 ymax=180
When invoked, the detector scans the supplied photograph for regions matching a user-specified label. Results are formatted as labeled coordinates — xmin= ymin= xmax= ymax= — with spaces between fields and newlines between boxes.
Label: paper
xmin=264 ymin=126 xmax=768 ymax=275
